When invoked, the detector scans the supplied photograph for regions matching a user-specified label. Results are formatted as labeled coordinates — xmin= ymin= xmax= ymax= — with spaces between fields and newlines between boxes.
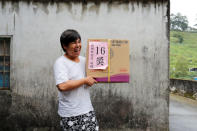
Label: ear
xmin=63 ymin=45 xmax=67 ymax=52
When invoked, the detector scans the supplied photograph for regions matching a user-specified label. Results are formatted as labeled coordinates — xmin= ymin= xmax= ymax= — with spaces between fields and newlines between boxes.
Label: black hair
xmin=60 ymin=29 xmax=81 ymax=52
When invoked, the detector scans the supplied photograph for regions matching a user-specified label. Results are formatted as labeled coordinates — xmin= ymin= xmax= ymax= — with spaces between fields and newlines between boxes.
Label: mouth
xmin=74 ymin=48 xmax=81 ymax=53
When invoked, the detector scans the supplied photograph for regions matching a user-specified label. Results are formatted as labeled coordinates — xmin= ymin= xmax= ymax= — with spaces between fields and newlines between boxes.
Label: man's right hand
xmin=84 ymin=76 xmax=97 ymax=86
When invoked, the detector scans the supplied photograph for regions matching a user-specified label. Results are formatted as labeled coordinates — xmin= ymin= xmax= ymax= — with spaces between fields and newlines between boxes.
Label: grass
xmin=170 ymin=31 xmax=197 ymax=80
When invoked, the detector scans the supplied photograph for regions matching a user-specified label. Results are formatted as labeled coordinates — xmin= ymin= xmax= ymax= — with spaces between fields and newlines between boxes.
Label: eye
xmin=70 ymin=42 xmax=76 ymax=44
xmin=76 ymin=38 xmax=81 ymax=42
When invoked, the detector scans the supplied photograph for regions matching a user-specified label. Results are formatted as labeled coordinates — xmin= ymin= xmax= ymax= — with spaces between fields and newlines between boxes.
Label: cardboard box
xmin=86 ymin=39 xmax=130 ymax=83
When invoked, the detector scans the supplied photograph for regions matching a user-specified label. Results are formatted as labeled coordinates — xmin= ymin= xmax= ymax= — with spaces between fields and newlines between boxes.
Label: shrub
xmin=173 ymin=34 xmax=184 ymax=43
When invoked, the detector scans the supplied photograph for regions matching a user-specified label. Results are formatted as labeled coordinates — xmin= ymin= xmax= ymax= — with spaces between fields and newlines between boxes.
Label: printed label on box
xmin=88 ymin=41 xmax=108 ymax=69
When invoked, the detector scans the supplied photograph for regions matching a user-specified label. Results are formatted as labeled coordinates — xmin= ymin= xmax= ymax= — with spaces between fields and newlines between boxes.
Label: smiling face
xmin=64 ymin=38 xmax=81 ymax=59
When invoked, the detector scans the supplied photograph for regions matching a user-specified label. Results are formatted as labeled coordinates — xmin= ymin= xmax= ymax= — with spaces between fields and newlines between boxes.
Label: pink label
xmin=88 ymin=41 xmax=108 ymax=69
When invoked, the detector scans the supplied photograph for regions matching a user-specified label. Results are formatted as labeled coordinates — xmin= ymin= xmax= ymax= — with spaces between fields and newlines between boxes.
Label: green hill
xmin=170 ymin=31 xmax=197 ymax=80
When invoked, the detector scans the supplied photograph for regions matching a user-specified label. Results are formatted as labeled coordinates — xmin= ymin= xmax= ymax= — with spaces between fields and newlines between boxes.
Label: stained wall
xmin=0 ymin=1 xmax=169 ymax=130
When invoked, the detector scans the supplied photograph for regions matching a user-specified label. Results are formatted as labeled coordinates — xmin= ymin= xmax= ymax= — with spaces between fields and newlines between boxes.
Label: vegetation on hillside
xmin=170 ymin=31 xmax=197 ymax=80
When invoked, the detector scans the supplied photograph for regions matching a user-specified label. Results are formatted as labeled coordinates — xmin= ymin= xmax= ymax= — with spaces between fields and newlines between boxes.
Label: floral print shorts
xmin=60 ymin=111 xmax=99 ymax=131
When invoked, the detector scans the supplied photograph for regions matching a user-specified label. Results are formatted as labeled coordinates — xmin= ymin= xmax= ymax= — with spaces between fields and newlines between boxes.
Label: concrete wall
xmin=170 ymin=79 xmax=197 ymax=98
xmin=0 ymin=1 xmax=169 ymax=131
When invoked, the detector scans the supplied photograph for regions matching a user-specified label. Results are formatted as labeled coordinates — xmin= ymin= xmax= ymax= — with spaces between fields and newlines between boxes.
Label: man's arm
xmin=57 ymin=76 xmax=97 ymax=91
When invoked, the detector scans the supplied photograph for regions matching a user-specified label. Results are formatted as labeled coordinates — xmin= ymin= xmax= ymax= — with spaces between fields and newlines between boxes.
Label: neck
xmin=64 ymin=54 xmax=80 ymax=62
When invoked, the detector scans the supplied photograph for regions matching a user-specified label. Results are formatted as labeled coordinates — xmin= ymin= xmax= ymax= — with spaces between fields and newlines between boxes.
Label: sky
xmin=171 ymin=0 xmax=197 ymax=27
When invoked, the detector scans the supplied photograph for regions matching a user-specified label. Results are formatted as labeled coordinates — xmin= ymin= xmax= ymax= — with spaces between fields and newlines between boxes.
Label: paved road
xmin=169 ymin=94 xmax=197 ymax=131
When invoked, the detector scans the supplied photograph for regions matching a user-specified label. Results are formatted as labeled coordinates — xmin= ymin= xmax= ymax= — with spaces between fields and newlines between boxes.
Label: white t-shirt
xmin=53 ymin=55 xmax=93 ymax=117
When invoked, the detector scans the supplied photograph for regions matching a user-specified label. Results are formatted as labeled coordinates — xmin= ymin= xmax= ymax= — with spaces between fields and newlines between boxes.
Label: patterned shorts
xmin=60 ymin=111 xmax=99 ymax=131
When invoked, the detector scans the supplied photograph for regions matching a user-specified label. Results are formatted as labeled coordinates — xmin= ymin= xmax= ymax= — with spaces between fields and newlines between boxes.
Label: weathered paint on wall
xmin=0 ymin=1 xmax=169 ymax=130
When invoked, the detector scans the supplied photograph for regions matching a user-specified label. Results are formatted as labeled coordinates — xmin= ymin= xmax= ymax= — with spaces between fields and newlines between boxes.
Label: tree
xmin=173 ymin=33 xmax=183 ymax=43
xmin=194 ymin=16 xmax=197 ymax=27
xmin=170 ymin=13 xmax=189 ymax=31
xmin=191 ymin=15 xmax=197 ymax=32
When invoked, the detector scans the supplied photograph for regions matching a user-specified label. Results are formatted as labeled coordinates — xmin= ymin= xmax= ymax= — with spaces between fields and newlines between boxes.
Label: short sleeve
xmin=53 ymin=59 xmax=69 ymax=85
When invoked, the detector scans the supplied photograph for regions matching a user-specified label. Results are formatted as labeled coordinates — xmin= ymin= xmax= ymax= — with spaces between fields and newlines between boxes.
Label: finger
xmin=92 ymin=77 xmax=97 ymax=82
xmin=93 ymin=78 xmax=97 ymax=82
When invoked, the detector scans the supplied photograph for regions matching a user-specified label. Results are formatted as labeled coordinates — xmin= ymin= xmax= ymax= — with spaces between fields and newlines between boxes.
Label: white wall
xmin=0 ymin=1 xmax=169 ymax=130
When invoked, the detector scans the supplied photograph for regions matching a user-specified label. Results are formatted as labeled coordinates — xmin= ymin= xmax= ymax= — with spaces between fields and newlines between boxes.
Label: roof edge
xmin=0 ymin=0 xmax=169 ymax=3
